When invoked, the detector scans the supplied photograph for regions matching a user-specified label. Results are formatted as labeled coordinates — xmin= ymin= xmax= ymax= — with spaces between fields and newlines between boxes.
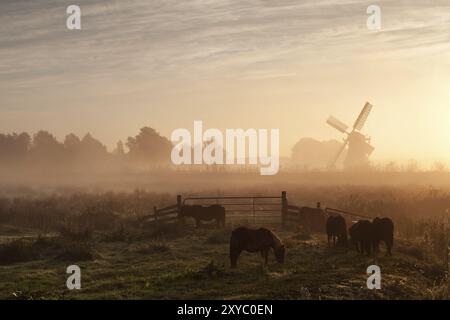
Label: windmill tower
xmin=326 ymin=102 xmax=374 ymax=169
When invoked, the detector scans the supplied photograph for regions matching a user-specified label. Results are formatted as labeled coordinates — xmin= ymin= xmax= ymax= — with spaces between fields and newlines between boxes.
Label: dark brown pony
xmin=349 ymin=220 xmax=375 ymax=256
xmin=326 ymin=215 xmax=347 ymax=247
xmin=179 ymin=205 xmax=225 ymax=228
xmin=372 ymin=217 xmax=394 ymax=256
xmin=229 ymin=227 xmax=285 ymax=268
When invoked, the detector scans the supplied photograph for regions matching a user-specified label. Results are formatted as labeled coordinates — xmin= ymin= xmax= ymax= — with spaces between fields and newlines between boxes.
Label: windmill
xmin=326 ymin=102 xmax=374 ymax=168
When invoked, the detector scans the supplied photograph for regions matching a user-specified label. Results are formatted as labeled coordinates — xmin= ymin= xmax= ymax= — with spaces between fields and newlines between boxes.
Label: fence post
xmin=445 ymin=244 xmax=449 ymax=271
xmin=176 ymin=195 xmax=183 ymax=224
xmin=445 ymin=228 xmax=449 ymax=271
xmin=176 ymin=195 xmax=182 ymax=213
xmin=281 ymin=191 xmax=287 ymax=229
xmin=252 ymin=198 xmax=255 ymax=224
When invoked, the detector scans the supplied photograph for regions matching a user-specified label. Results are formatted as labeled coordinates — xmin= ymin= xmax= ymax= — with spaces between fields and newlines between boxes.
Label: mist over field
xmin=0 ymin=125 xmax=449 ymax=193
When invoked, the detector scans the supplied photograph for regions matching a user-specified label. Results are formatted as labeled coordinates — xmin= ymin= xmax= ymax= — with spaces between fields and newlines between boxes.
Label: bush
xmin=0 ymin=190 xmax=174 ymax=233
xmin=59 ymin=224 xmax=92 ymax=242
xmin=100 ymin=226 xmax=141 ymax=242
xmin=0 ymin=240 xmax=40 ymax=265
xmin=55 ymin=242 xmax=96 ymax=262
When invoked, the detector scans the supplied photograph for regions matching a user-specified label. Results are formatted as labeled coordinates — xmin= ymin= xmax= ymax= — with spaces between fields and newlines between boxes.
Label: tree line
xmin=0 ymin=127 xmax=173 ymax=171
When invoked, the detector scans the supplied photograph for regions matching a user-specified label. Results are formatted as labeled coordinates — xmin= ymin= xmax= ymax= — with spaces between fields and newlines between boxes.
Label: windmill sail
xmin=327 ymin=116 xmax=349 ymax=133
xmin=330 ymin=138 xmax=349 ymax=166
xmin=353 ymin=102 xmax=372 ymax=131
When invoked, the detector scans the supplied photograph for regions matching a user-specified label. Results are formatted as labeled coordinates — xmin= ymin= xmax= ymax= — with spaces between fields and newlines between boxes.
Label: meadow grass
xmin=0 ymin=226 xmax=447 ymax=300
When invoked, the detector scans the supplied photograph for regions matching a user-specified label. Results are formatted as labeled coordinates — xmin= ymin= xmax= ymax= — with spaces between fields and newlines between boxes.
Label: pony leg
xmin=386 ymin=239 xmax=393 ymax=256
xmin=230 ymin=250 xmax=241 ymax=268
xmin=388 ymin=235 xmax=394 ymax=256
xmin=373 ymin=240 xmax=380 ymax=253
xmin=264 ymin=249 xmax=269 ymax=265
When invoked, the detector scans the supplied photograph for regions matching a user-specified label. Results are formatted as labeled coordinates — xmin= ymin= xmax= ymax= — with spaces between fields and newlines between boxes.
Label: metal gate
xmin=182 ymin=192 xmax=286 ymax=228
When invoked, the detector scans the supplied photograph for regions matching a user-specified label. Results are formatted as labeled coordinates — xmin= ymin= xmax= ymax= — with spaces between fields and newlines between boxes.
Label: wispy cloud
xmin=1 ymin=0 xmax=449 ymax=90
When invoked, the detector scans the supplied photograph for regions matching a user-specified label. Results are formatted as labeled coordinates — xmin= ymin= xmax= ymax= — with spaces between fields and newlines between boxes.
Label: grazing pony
xmin=229 ymin=227 xmax=285 ymax=268
xmin=349 ymin=220 xmax=374 ymax=256
xmin=179 ymin=205 xmax=225 ymax=228
xmin=326 ymin=215 xmax=348 ymax=247
xmin=372 ymin=217 xmax=394 ymax=256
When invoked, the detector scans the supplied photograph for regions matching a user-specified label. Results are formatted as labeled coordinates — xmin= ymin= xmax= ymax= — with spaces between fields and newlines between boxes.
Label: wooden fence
xmin=140 ymin=193 xmax=287 ymax=228
xmin=138 ymin=192 xmax=373 ymax=231
xmin=282 ymin=203 xmax=327 ymax=232
xmin=282 ymin=202 xmax=375 ymax=232
xmin=139 ymin=195 xmax=182 ymax=226
xmin=183 ymin=192 xmax=286 ymax=227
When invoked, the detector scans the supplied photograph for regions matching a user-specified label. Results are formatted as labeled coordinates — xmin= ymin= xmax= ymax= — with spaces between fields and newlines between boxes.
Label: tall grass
xmin=0 ymin=190 xmax=174 ymax=232
xmin=0 ymin=186 xmax=448 ymax=267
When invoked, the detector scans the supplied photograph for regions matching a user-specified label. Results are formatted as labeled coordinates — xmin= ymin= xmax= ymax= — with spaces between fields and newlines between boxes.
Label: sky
xmin=0 ymin=0 xmax=449 ymax=166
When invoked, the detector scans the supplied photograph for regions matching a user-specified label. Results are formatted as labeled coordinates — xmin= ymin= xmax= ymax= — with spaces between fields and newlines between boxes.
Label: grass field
xmin=0 ymin=224 xmax=448 ymax=300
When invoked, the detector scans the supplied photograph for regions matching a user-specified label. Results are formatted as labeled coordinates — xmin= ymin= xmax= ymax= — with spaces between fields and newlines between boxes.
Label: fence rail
xmin=183 ymin=196 xmax=282 ymax=204
xmin=287 ymin=205 xmax=301 ymax=212
xmin=138 ymin=192 xmax=373 ymax=232
xmin=284 ymin=204 xmax=302 ymax=225
xmin=325 ymin=207 xmax=373 ymax=219
xmin=139 ymin=196 xmax=182 ymax=225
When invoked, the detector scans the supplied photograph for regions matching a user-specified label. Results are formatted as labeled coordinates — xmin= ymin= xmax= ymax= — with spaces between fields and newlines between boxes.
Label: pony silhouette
xmin=179 ymin=205 xmax=225 ymax=228
xmin=229 ymin=227 xmax=285 ymax=268
xmin=372 ymin=217 xmax=394 ymax=256
xmin=326 ymin=215 xmax=347 ymax=247
xmin=349 ymin=220 xmax=375 ymax=256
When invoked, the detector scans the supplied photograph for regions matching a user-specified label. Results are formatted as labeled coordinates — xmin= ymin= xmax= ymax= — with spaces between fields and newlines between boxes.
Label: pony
xmin=179 ymin=205 xmax=225 ymax=228
xmin=229 ymin=226 xmax=285 ymax=268
xmin=349 ymin=220 xmax=374 ymax=256
xmin=372 ymin=217 xmax=394 ymax=256
xmin=326 ymin=215 xmax=348 ymax=247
